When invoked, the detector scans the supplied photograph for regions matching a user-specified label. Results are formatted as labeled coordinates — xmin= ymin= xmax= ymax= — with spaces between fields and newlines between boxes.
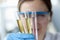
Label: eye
xmin=37 ymin=14 xmax=46 ymax=17
xmin=40 ymin=15 xmax=46 ymax=17
xmin=29 ymin=14 xmax=31 ymax=17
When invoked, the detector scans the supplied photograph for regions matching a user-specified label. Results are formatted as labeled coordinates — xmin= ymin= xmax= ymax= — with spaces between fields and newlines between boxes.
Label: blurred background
xmin=0 ymin=0 xmax=60 ymax=40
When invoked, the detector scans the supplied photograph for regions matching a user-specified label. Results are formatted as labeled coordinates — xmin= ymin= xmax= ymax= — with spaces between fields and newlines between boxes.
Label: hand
xmin=7 ymin=33 xmax=35 ymax=40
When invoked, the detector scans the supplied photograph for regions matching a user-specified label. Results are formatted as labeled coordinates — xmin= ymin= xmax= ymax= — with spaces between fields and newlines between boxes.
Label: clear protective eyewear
xmin=17 ymin=11 xmax=49 ymax=40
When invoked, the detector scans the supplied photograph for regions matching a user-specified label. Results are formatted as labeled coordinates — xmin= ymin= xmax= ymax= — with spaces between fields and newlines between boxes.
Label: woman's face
xmin=20 ymin=0 xmax=50 ymax=35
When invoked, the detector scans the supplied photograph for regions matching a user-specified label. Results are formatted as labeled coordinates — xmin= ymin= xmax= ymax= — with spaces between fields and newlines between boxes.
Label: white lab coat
xmin=4 ymin=32 xmax=60 ymax=40
xmin=44 ymin=32 xmax=60 ymax=40
xmin=4 ymin=22 xmax=60 ymax=40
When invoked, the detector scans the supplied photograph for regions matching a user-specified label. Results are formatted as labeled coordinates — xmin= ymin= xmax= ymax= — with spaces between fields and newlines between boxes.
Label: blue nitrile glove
xmin=7 ymin=33 xmax=35 ymax=40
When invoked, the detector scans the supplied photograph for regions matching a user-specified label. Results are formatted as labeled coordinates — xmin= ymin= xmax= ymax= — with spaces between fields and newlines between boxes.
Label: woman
xmin=6 ymin=0 xmax=57 ymax=40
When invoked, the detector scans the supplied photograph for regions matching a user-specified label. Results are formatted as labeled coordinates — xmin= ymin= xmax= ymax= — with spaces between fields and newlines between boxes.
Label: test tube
xmin=17 ymin=12 xmax=28 ymax=33
xmin=26 ymin=12 xmax=32 ymax=34
xmin=26 ymin=12 xmax=38 ymax=40
xmin=17 ymin=20 xmax=24 ymax=33
xmin=35 ymin=12 xmax=38 ymax=40
xmin=16 ymin=12 xmax=24 ymax=33
xmin=20 ymin=12 xmax=28 ymax=33
xmin=32 ymin=12 xmax=38 ymax=40
xmin=17 ymin=12 xmax=38 ymax=40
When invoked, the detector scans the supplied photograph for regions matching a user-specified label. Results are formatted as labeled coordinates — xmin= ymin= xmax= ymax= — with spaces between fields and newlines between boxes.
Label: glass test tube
xmin=35 ymin=12 xmax=38 ymax=40
xmin=26 ymin=12 xmax=32 ymax=34
xmin=17 ymin=12 xmax=38 ymax=40
xmin=32 ymin=12 xmax=38 ymax=40
xmin=18 ymin=12 xmax=28 ymax=33
xmin=17 ymin=12 xmax=25 ymax=33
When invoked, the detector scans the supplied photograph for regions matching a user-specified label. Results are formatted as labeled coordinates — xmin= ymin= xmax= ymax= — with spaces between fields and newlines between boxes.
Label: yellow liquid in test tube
xmin=17 ymin=20 xmax=24 ymax=33
xmin=26 ymin=18 xmax=32 ymax=34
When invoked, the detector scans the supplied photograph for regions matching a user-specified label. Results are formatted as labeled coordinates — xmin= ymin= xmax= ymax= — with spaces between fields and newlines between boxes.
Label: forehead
xmin=20 ymin=1 xmax=48 ymax=12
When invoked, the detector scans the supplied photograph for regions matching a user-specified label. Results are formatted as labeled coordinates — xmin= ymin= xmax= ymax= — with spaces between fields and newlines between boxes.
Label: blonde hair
xmin=18 ymin=0 xmax=24 ymax=12
xmin=18 ymin=0 xmax=52 ymax=17
xmin=18 ymin=0 xmax=33 ymax=12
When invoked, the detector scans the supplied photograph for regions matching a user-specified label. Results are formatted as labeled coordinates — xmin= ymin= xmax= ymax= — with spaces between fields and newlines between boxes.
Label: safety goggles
xmin=18 ymin=12 xmax=49 ymax=17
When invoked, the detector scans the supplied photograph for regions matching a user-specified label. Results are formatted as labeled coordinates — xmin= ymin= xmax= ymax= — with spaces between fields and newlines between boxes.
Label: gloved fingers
xmin=7 ymin=33 xmax=35 ymax=40
xmin=25 ymin=39 xmax=34 ymax=40
xmin=16 ymin=33 xmax=35 ymax=39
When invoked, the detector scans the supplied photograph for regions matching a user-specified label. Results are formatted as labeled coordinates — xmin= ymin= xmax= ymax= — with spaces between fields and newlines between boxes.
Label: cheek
xmin=37 ymin=18 xmax=49 ymax=34
xmin=37 ymin=18 xmax=48 ymax=27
